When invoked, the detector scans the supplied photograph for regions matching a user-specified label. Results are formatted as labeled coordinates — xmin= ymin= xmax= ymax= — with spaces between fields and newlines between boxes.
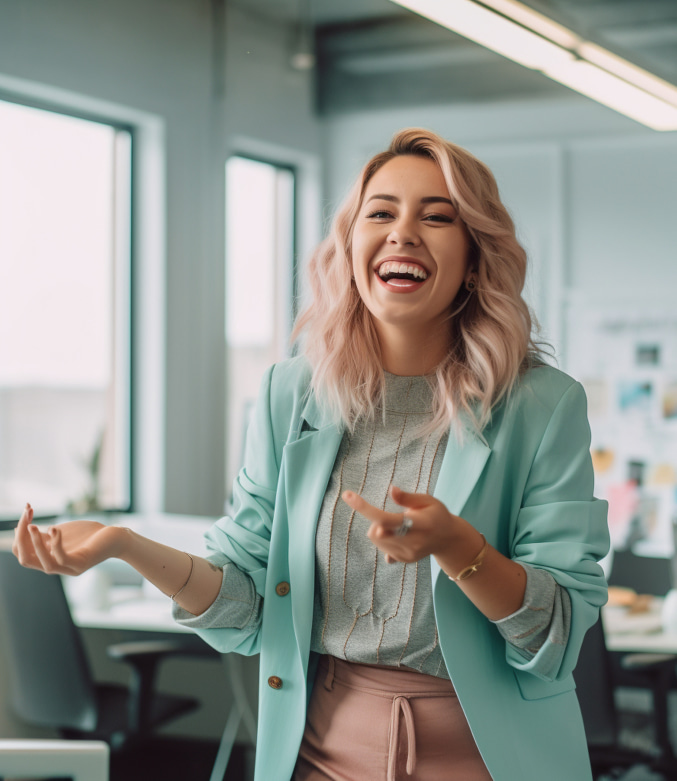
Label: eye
xmin=366 ymin=210 xmax=394 ymax=220
xmin=423 ymin=213 xmax=455 ymax=224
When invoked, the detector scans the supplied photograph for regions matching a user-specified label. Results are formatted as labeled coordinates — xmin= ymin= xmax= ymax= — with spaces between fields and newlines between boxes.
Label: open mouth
xmin=377 ymin=260 xmax=428 ymax=281
xmin=375 ymin=260 xmax=429 ymax=290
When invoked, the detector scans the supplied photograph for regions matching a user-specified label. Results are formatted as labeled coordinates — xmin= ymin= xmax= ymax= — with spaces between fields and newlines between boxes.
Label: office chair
xmin=606 ymin=547 xmax=677 ymax=767
xmin=575 ymin=617 xmax=677 ymax=778
xmin=0 ymin=549 xmax=200 ymax=749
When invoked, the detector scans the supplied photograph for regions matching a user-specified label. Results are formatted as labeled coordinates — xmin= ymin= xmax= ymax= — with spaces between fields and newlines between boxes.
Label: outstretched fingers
xmin=13 ymin=504 xmax=37 ymax=565
xmin=49 ymin=527 xmax=67 ymax=566
xmin=27 ymin=524 xmax=61 ymax=574
xmin=47 ymin=527 xmax=80 ymax=574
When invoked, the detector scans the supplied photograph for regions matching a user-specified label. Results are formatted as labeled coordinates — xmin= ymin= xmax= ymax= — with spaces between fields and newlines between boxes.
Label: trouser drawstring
xmin=387 ymin=695 xmax=416 ymax=781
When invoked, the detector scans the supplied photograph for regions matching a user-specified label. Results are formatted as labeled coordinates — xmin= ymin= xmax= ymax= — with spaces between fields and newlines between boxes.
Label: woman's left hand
xmin=342 ymin=485 xmax=461 ymax=564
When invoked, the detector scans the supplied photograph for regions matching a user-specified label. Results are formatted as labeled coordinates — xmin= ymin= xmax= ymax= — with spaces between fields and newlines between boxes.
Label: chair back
xmin=608 ymin=548 xmax=672 ymax=596
xmin=573 ymin=617 xmax=618 ymax=747
xmin=0 ymin=550 xmax=98 ymax=731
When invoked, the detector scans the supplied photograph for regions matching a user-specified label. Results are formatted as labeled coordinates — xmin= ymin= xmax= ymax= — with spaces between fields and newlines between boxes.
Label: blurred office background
xmin=1 ymin=0 xmax=677 ymax=775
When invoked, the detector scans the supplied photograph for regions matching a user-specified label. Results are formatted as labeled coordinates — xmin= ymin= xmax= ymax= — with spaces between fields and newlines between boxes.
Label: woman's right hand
xmin=13 ymin=503 xmax=128 ymax=576
xmin=13 ymin=504 xmax=224 ymax=615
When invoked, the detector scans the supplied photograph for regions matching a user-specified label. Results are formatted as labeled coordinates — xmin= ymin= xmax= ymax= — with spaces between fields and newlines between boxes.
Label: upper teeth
xmin=377 ymin=261 xmax=428 ymax=280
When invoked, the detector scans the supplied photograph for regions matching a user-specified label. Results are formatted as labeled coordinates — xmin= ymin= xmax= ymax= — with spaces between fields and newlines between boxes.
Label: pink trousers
xmin=294 ymin=656 xmax=492 ymax=781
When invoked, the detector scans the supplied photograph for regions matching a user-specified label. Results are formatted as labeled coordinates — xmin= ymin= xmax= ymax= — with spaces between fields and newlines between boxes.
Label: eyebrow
xmin=366 ymin=194 xmax=455 ymax=207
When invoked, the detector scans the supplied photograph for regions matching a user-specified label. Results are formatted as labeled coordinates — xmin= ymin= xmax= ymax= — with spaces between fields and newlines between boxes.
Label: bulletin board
xmin=564 ymin=296 xmax=677 ymax=553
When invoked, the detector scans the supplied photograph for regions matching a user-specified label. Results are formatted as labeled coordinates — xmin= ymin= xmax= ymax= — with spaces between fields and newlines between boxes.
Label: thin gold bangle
xmin=170 ymin=552 xmax=194 ymax=601
xmin=448 ymin=534 xmax=488 ymax=582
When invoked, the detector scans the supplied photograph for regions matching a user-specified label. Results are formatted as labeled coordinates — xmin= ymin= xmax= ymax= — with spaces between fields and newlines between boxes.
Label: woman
xmin=14 ymin=128 xmax=609 ymax=781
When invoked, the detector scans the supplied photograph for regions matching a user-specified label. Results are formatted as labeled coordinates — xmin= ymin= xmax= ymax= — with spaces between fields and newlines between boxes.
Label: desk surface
xmin=68 ymin=584 xmax=189 ymax=633
xmin=603 ymin=600 xmax=677 ymax=654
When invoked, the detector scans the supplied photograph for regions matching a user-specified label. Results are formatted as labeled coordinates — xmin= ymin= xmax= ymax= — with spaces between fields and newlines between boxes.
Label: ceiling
xmin=230 ymin=0 xmax=677 ymax=114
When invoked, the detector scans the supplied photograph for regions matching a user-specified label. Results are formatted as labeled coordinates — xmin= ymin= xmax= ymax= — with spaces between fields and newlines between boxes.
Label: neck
xmin=376 ymin=322 xmax=450 ymax=376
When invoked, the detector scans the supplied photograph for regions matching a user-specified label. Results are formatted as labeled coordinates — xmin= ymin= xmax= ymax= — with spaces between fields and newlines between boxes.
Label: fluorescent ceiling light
xmin=395 ymin=0 xmax=573 ymax=71
xmin=579 ymin=43 xmax=677 ymax=108
xmin=390 ymin=0 xmax=677 ymax=131
xmin=480 ymin=0 xmax=580 ymax=49
xmin=545 ymin=59 xmax=677 ymax=131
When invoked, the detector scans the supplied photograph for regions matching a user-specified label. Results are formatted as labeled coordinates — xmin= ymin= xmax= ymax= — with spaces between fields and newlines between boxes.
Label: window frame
xmin=224 ymin=152 xmax=299 ymax=494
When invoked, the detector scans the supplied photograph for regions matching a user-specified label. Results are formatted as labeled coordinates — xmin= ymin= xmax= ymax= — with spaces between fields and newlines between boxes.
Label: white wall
xmin=566 ymin=134 xmax=677 ymax=297
xmin=320 ymin=97 xmax=677 ymax=364
xmin=0 ymin=0 xmax=320 ymax=741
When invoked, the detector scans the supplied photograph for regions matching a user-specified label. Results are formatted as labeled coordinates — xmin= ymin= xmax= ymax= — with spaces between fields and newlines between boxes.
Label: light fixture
xmin=389 ymin=0 xmax=677 ymax=131
xmin=290 ymin=0 xmax=316 ymax=71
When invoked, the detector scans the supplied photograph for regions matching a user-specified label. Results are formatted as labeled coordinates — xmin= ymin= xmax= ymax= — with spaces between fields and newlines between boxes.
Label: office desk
xmin=69 ymin=585 xmax=188 ymax=633
xmin=0 ymin=513 xmax=257 ymax=781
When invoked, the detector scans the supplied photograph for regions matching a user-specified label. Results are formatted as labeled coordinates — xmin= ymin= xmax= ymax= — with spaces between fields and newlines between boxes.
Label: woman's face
xmin=351 ymin=155 xmax=472 ymax=342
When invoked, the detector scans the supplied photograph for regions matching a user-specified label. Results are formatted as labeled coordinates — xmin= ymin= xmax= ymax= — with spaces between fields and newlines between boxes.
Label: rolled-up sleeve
xmin=506 ymin=381 xmax=609 ymax=682
xmin=172 ymin=560 xmax=262 ymax=631
xmin=173 ymin=366 xmax=280 ymax=655
xmin=493 ymin=564 xmax=571 ymax=679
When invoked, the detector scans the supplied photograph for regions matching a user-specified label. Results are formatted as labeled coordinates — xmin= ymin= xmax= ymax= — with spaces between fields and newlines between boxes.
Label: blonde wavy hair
xmin=292 ymin=128 xmax=545 ymax=436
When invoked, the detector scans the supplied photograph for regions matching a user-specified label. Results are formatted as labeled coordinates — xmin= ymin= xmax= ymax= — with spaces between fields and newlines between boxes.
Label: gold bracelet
xmin=170 ymin=552 xmax=194 ymax=601
xmin=448 ymin=534 xmax=488 ymax=582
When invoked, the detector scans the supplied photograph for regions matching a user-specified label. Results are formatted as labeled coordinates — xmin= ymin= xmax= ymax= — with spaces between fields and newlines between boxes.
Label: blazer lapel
xmin=431 ymin=430 xmax=491 ymax=586
xmin=283 ymin=394 xmax=343 ymax=669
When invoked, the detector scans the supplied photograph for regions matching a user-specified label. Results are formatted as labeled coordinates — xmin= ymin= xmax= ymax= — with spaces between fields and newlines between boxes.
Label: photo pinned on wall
xmin=606 ymin=479 xmax=638 ymax=548
xmin=650 ymin=462 xmax=677 ymax=488
xmin=635 ymin=343 xmax=661 ymax=368
xmin=662 ymin=381 xmax=677 ymax=422
xmin=617 ymin=379 xmax=654 ymax=416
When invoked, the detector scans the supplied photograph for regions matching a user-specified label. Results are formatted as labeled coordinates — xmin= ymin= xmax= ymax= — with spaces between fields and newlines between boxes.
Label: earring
xmin=466 ymin=279 xmax=476 ymax=291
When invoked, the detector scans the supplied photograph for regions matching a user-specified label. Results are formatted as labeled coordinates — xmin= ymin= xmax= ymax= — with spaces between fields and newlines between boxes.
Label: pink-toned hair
xmin=292 ymin=127 xmax=545 ymax=436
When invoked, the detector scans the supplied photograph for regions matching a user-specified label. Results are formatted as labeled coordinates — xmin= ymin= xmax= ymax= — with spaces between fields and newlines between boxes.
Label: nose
xmin=387 ymin=217 xmax=421 ymax=247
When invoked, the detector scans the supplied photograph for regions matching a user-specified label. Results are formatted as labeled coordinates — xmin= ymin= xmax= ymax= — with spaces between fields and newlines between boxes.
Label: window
xmin=0 ymin=99 xmax=132 ymax=518
xmin=224 ymin=156 xmax=295 ymax=493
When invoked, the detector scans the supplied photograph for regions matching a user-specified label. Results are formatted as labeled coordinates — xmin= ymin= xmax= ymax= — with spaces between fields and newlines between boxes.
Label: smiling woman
xmin=13 ymin=128 xmax=609 ymax=781
xmin=294 ymin=129 xmax=536 ymax=438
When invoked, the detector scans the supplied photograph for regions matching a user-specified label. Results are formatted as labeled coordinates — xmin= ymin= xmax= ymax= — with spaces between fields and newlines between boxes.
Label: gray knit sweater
xmin=175 ymin=373 xmax=571 ymax=679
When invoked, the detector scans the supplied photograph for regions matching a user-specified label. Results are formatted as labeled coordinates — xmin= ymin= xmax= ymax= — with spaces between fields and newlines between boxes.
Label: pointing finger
xmin=341 ymin=491 xmax=402 ymax=525
xmin=389 ymin=485 xmax=434 ymax=510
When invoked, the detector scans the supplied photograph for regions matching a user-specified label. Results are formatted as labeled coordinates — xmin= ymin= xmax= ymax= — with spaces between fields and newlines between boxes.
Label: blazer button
xmin=268 ymin=675 xmax=283 ymax=690
xmin=275 ymin=581 xmax=290 ymax=596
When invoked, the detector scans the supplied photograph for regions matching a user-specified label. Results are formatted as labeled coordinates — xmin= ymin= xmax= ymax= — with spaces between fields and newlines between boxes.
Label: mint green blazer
xmin=196 ymin=357 xmax=609 ymax=781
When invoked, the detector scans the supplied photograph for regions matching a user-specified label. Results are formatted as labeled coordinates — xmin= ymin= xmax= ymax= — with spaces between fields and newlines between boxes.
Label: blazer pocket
xmin=514 ymin=669 xmax=576 ymax=700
